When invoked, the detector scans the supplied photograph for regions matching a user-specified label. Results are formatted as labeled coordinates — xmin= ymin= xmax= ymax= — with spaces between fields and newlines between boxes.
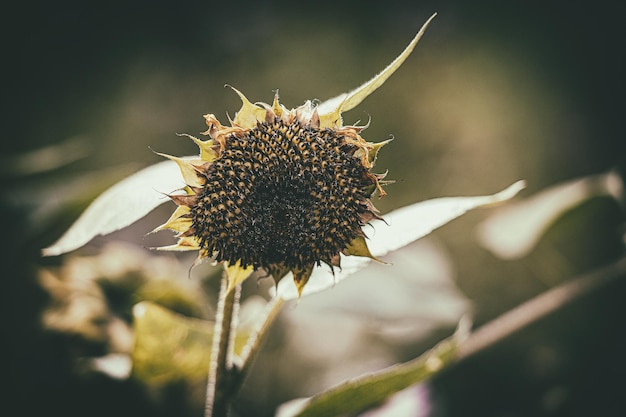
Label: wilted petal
xmin=277 ymin=181 xmax=525 ymax=300
xmin=477 ymin=172 xmax=623 ymax=259
xmin=42 ymin=159 xmax=188 ymax=256
xmin=277 ymin=255 xmax=372 ymax=301
xmin=345 ymin=235 xmax=384 ymax=262
xmin=151 ymin=205 xmax=191 ymax=234
xmin=228 ymin=85 xmax=268 ymax=129
xmin=225 ymin=260 xmax=255 ymax=294
xmin=153 ymin=152 xmax=204 ymax=188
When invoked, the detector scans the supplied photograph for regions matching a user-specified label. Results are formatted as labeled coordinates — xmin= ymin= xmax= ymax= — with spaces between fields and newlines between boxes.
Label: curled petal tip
xmin=226 ymin=85 xmax=267 ymax=129
xmin=272 ymin=89 xmax=283 ymax=117
xmin=153 ymin=152 xmax=204 ymax=188
xmin=490 ymin=180 xmax=527 ymax=204
xmin=152 ymin=205 xmax=192 ymax=234
xmin=177 ymin=133 xmax=217 ymax=162
xmin=292 ymin=266 xmax=314 ymax=300
xmin=155 ymin=236 xmax=201 ymax=252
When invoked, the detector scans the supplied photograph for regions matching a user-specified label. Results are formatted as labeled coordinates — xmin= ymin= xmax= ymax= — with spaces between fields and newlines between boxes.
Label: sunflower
xmin=155 ymin=87 xmax=393 ymax=296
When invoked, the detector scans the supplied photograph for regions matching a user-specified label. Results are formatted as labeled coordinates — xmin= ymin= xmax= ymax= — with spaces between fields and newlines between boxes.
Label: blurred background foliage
xmin=2 ymin=1 xmax=625 ymax=416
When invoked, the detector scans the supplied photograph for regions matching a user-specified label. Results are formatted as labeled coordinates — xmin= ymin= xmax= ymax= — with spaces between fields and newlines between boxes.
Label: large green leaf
xmin=276 ymin=327 xmax=465 ymax=417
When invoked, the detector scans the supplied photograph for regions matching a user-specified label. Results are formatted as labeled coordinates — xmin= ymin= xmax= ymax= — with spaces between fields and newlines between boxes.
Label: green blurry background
xmin=2 ymin=1 xmax=625 ymax=416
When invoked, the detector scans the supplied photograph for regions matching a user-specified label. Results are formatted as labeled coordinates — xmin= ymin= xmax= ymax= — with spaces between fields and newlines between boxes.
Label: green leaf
xmin=277 ymin=326 xmax=466 ymax=417
xmin=132 ymin=301 xmax=249 ymax=385
xmin=132 ymin=301 xmax=213 ymax=384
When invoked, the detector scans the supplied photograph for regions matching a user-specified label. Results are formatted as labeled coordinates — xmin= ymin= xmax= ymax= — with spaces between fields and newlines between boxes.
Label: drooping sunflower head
xmin=157 ymin=90 xmax=387 ymax=294
xmin=155 ymin=15 xmax=436 ymax=296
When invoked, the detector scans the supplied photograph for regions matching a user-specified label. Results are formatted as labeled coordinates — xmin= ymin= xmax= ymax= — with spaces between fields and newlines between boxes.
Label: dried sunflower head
xmin=156 ymin=91 xmax=388 ymax=296
xmin=153 ymin=16 xmax=437 ymax=296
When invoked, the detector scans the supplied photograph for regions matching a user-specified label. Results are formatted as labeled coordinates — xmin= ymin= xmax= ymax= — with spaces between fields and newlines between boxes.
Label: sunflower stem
xmin=205 ymin=275 xmax=241 ymax=417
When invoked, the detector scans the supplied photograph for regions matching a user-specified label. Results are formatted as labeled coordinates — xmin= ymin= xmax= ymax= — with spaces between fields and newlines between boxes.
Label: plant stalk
xmin=205 ymin=275 xmax=241 ymax=417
